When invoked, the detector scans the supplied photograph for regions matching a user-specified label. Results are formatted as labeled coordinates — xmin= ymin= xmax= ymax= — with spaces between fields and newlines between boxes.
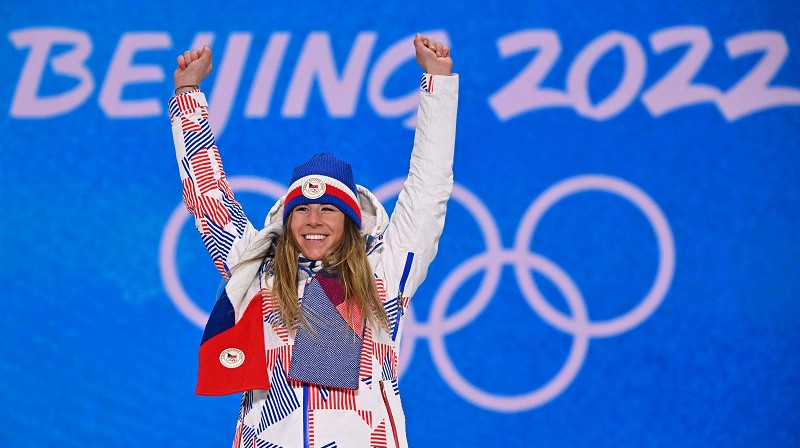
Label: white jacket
xmin=170 ymin=73 xmax=458 ymax=448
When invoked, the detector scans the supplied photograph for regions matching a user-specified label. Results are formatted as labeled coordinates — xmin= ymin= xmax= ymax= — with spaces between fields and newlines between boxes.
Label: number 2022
xmin=488 ymin=26 xmax=800 ymax=122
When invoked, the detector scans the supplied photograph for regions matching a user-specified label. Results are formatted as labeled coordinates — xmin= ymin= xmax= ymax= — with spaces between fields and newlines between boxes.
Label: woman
xmin=170 ymin=34 xmax=458 ymax=447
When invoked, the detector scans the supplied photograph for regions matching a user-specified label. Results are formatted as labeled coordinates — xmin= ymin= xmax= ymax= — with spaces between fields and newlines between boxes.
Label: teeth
xmin=305 ymin=234 xmax=326 ymax=240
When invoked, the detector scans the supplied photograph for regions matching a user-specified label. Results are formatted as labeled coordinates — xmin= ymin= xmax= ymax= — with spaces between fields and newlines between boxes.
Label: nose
xmin=307 ymin=207 xmax=322 ymax=225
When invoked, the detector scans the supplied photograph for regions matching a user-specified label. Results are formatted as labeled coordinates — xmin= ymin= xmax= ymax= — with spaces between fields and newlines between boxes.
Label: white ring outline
xmin=514 ymin=175 xmax=676 ymax=337
xmin=427 ymin=251 xmax=590 ymax=412
xmin=159 ymin=176 xmax=287 ymax=328
xmin=373 ymin=179 xmax=504 ymax=378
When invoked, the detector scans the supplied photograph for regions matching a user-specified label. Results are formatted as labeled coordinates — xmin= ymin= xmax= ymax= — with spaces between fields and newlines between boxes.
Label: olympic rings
xmin=160 ymin=173 xmax=675 ymax=412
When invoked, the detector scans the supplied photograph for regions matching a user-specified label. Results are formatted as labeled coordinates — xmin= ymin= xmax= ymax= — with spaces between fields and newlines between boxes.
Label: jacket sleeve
xmin=169 ymin=90 xmax=259 ymax=280
xmin=382 ymin=73 xmax=459 ymax=306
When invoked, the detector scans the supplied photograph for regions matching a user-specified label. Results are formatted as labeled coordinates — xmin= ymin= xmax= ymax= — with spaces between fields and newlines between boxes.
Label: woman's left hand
xmin=414 ymin=33 xmax=453 ymax=76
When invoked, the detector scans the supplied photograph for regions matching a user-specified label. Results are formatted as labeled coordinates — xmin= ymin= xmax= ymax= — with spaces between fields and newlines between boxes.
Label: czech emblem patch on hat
xmin=302 ymin=177 xmax=326 ymax=199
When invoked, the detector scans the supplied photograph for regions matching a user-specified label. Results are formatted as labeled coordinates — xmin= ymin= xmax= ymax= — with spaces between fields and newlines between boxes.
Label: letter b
xmin=9 ymin=27 xmax=94 ymax=117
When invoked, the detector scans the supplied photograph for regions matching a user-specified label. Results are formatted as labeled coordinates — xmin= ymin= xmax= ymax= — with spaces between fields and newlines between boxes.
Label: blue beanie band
xmin=283 ymin=152 xmax=362 ymax=228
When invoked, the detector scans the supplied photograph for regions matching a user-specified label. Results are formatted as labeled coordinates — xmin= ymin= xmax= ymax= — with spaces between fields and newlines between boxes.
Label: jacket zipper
xmin=303 ymin=383 xmax=310 ymax=448
xmin=380 ymin=381 xmax=401 ymax=448
xmin=392 ymin=253 xmax=415 ymax=341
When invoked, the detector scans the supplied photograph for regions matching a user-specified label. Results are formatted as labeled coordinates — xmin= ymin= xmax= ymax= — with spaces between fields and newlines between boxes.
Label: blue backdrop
xmin=1 ymin=1 xmax=798 ymax=447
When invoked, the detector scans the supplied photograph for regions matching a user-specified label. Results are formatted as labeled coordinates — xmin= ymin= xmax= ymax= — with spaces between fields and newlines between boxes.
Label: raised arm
xmin=382 ymin=34 xmax=459 ymax=302
xmin=170 ymin=45 xmax=258 ymax=280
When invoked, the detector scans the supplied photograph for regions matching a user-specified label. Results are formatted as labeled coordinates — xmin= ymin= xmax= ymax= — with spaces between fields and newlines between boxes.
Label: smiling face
xmin=289 ymin=203 xmax=346 ymax=261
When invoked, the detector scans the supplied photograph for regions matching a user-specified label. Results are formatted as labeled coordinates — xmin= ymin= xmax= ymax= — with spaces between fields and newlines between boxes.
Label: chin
xmin=300 ymin=247 xmax=329 ymax=261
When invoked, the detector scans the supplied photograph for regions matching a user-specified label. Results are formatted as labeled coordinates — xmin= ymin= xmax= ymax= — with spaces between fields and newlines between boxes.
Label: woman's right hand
xmin=173 ymin=44 xmax=212 ymax=94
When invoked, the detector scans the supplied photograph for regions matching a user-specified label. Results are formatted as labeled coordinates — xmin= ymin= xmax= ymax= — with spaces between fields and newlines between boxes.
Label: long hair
xmin=271 ymin=212 xmax=389 ymax=332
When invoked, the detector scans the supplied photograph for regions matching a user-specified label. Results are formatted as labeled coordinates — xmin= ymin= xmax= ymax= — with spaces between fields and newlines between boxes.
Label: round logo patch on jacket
xmin=302 ymin=177 xmax=326 ymax=199
xmin=219 ymin=348 xmax=245 ymax=368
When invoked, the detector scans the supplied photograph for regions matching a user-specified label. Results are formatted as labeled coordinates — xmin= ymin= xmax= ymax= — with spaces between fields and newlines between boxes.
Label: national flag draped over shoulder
xmin=196 ymin=290 xmax=270 ymax=395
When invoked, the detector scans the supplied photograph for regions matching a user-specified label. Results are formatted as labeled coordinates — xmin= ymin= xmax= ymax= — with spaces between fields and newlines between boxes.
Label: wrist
xmin=423 ymin=65 xmax=452 ymax=76
xmin=175 ymin=84 xmax=199 ymax=95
